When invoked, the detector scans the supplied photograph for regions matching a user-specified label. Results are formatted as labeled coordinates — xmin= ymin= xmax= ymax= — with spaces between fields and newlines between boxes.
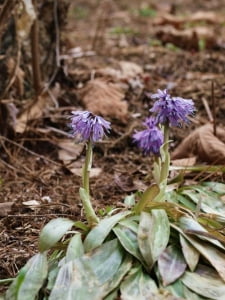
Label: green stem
xmin=82 ymin=141 xmax=93 ymax=194
xmin=81 ymin=141 xmax=98 ymax=226
xmin=160 ymin=124 xmax=170 ymax=183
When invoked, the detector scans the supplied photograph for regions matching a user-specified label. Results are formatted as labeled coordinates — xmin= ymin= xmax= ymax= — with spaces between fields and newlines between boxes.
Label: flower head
xmin=70 ymin=111 xmax=111 ymax=143
xmin=133 ymin=117 xmax=163 ymax=155
xmin=150 ymin=89 xmax=195 ymax=127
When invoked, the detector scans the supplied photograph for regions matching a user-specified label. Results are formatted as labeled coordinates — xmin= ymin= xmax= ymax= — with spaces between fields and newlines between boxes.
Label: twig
xmin=54 ymin=0 xmax=60 ymax=68
xmin=31 ymin=0 xmax=42 ymax=97
xmin=201 ymin=98 xmax=213 ymax=122
xmin=1 ymin=42 xmax=21 ymax=98
xmin=0 ymin=135 xmax=62 ymax=167
xmin=211 ymin=80 xmax=217 ymax=136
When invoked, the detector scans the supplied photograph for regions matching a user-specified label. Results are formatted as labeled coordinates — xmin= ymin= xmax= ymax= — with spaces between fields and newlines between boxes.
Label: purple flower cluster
xmin=70 ymin=111 xmax=111 ymax=143
xmin=133 ymin=117 xmax=163 ymax=155
xmin=150 ymin=89 xmax=195 ymax=127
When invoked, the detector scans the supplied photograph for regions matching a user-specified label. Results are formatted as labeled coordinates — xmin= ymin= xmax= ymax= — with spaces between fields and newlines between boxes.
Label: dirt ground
xmin=1 ymin=0 xmax=225 ymax=290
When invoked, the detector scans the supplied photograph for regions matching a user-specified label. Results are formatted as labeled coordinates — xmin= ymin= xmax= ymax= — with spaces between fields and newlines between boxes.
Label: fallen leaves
xmin=15 ymin=94 xmax=53 ymax=133
xmin=172 ymin=124 xmax=225 ymax=164
xmin=80 ymin=78 xmax=128 ymax=122
xmin=156 ymin=26 xmax=216 ymax=50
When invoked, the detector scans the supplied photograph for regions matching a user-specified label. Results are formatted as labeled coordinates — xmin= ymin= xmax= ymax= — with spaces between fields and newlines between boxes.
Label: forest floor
xmin=1 ymin=0 xmax=225 ymax=291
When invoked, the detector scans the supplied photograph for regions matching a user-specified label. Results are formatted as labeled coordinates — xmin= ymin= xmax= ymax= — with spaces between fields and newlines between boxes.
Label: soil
xmin=1 ymin=0 xmax=225 ymax=293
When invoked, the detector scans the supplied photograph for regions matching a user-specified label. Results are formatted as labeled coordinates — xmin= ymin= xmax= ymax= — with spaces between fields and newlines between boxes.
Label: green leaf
xmin=158 ymin=245 xmax=187 ymax=286
xmin=84 ymin=211 xmax=130 ymax=252
xmin=120 ymin=267 xmax=158 ymax=299
xmin=167 ymin=191 xmax=196 ymax=210
xmin=181 ymin=189 xmax=225 ymax=216
xmin=182 ymin=266 xmax=225 ymax=300
xmin=66 ymin=233 xmax=84 ymax=262
xmin=179 ymin=235 xmax=199 ymax=271
xmin=138 ymin=210 xmax=170 ymax=270
xmin=6 ymin=253 xmax=48 ymax=300
xmin=202 ymin=182 xmax=225 ymax=195
xmin=49 ymin=239 xmax=125 ymax=300
xmin=179 ymin=216 xmax=225 ymax=250
xmin=134 ymin=184 xmax=160 ymax=213
xmin=39 ymin=218 xmax=74 ymax=252
xmin=113 ymin=223 xmax=144 ymax=264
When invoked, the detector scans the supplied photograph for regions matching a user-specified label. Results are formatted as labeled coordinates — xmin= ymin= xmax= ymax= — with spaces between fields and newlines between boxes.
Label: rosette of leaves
xmin=5 ymin=181 xmax=225 ymax=300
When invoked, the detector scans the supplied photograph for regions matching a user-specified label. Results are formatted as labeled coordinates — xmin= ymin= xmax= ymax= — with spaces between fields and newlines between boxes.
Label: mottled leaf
xmin=113 ymin=223 xmax=144 ymax=264
xmin=158 ymin=245 xmax=187 ymax=286
xmin=182 ymin=267 xmax=225 ymax=300
xmin=84 ymin=211 xmax=130 ymax=252
xmin=179 ymin=235 xmax=199 ymax=271
xmin=39 ymin=218 xmax=74 ymax=252
xmin=173 ymin=224 xmax=225 ymax=282
xmin=50 ymin=239 xmax=124 ymax=300
xmin=120 ymin=267 xmax=158 ymax=300
xmin=138 ymin=210 xmax=170 ymax=270
xmin=6 ymin=253 xmax=48 ymax=300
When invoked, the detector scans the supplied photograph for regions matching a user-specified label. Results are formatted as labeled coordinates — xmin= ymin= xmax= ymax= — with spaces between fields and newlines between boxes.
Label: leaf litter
xmin=1 ymin=0 xmax=225 ymax=294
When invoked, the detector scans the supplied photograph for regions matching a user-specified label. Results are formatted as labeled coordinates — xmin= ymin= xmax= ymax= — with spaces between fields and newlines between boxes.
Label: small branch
xmin=31 ymin=0 xmax=42 ymax=97
xmin=201 ymin=98 xmax=213 ymax=122
xmin=211 ymin=80 xmax=217 ymax=136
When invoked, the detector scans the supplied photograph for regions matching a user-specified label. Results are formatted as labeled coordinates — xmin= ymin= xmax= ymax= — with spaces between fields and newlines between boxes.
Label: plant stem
xmin=82 ymin=141 xmax=92 ymax=194
xmin=160 ymin=124 xmax=170 ymax=183
xmin=81 ymin=141 xmax=98 ymax=226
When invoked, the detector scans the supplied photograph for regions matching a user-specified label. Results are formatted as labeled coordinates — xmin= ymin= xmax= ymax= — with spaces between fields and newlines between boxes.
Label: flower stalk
xmin=70 ymin=111 xmax=111 ymax=226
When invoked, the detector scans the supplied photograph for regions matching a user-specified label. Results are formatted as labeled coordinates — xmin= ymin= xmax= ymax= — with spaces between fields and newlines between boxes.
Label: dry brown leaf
xmin=190 ymin=11 xmax=222 ymax=24
xmin=118 ymin=61 xmax=143 ymax=79
xmin=156 ymin=26 xmax=216 ymax=50
xmin=171 ymin=157 xmax=197 ymax=167
xmin=15 ymin=94 xmax=53 ymax=133
xmin=69 ymin=167 xmax=102 ymax=177
xmin=7 ymin=58 xmax=25 ymax=97
xmin=154 ymin=11 xmax=222 ymax=27
xmin=172 ymin=124 xmax=225 ymax=164
xmin=0 ymin=202 xmax=14 ymax=217
xmin=16 ymin=0 xmax=36 ymax=42
xmin=80 ymin=78 xmax=128 ymax=122
xmin=58 ymin=140 xmax=84 ymax=162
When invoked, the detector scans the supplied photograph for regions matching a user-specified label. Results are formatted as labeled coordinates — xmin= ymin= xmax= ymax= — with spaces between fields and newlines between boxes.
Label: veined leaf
xmin=137 ymin=210 xmax=170 ymax=270
xmin=49 ymin=239 xmax=125 ymax=300
xmin=182 ymin=267 xmax=225 ymax=300
xmin=84 ymin=211 xmax=130 ymax=252
xmin=39 ymin=218 xmax=74 ymax=252
xmin=66 ymin=233 xmax=84 ymax=262
xmin=179 ymin=235 xmax=199 ymax=271
xmin=158 ymin=245 xmax=187 ymax=286
xmin=6 ymin=253 xmax=48 ymax=300
xmin=120 ymin=267 xmax=158 ymax=300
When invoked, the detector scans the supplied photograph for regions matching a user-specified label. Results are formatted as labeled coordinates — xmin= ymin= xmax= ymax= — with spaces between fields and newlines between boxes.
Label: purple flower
xmin=150 ymin=89 xmax=195 ymax=127
xmin=70 ymin=111 xmax=111 ymax=143
xmin=133 ymin=117 xmax=163 ymax=155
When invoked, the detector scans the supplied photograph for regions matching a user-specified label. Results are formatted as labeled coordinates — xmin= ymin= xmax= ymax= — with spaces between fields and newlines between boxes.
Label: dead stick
xmin=211 ymin=80 xmax=217 ymax=137
xmin=31 ymin=0 xmax=42 ymax=97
